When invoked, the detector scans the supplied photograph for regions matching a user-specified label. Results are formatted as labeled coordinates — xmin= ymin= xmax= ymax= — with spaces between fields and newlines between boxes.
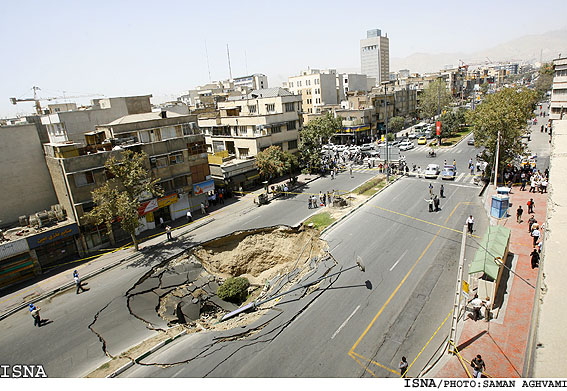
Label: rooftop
xmin=106 ymin=111 xmax=185 ymax=126
xmin=228 ymin=88 xmax=294 ymax=101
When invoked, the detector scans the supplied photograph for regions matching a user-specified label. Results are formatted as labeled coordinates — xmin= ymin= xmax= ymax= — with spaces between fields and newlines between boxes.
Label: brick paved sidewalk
xmin=434 ymin=185 xmax=547 ymax=378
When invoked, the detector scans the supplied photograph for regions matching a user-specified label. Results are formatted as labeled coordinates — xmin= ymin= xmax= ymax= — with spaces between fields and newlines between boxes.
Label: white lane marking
xmin=390 ymin=249 xmax=408 ymax=271
xmin=331 ymin=305 xmax=361 ymax=340
xmin=456 ymin=173 xmax=465 ymax=182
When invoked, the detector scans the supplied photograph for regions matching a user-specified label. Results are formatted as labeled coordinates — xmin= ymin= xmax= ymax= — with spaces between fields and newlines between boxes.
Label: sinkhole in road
xmin=128 ymin=225 xmax=327 ymax=331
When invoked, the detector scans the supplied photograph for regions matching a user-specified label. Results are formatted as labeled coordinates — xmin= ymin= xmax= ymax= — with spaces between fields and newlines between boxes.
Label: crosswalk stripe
xmin=456 ymin=173 xmax=466 ymax=182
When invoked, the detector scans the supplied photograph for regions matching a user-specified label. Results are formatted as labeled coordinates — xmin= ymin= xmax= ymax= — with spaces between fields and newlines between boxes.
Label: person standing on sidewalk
xmin=516 ymin=205 xmax=524 ymax=223
xmin=74 ymin=270 xmax=87 ymax=294
xmin=440 ymin=184 xmax=444 ymax=198
xmin=399 ymin=356 xmax=409 ymax=378
xmin=166 ymin=225 xmax=172 ymax=241
xmin=159 ymin=217 xmax=164 ymax=229
xmin=531 ymin=226 xmax=541 ymax=246
xmin=466 ymin=215 xmax=475 ymax=235
xmin=527 ymin=198 xmax=535 ymax=214
xmin=470 ymin=294 xmax=483 ymax=321
xmin=186 ymin=209 xmax=192 ymax=223
xmin=29 ymin=303 xmax=41 ymax=327
xmin=528 ymin=215 xmax=536 ymax=233
xmin=531 ymin=247 xmax=540 ymax=269
xmin=471 ymin=355 xmax=486 ymax=378
xmin=200 ymin=202 xmax=206 ymax=215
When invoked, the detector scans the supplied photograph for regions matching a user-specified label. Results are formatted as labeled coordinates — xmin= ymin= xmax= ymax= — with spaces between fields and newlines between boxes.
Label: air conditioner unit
xmin=19 ymin=215 xmax=28 ymax=227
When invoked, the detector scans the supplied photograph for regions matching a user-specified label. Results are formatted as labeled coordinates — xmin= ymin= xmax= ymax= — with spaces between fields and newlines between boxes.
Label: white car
xmin=424 ymin=164 xmax=440 ymax=178
xmin=399 ymin=141 xmax=414 ymax=151
xmin=334 ymin=145 xmax=347 ymax=152
xmin=348 ymin=145 xmax=360 ymax=153
xmin=360 ymin=143 xmax=374 ymax=151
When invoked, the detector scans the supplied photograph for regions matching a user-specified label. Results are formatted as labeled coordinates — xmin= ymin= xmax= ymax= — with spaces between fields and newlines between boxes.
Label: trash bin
xmin=491 ymin=195 xmax=509 ymax=219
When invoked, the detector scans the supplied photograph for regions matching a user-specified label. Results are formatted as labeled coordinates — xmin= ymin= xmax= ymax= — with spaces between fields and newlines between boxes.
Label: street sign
xmin=463 ymin=280 xmax=469 ymax=294
xmin=436 ymin=121 xmax=441 ymax=136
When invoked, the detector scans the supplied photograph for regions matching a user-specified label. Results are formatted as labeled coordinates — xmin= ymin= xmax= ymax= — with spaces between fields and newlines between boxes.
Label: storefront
xmin=27 ymin=223 xmax=80 ymax=270
xmin=0 ymin=239 xmax=38 ymax=291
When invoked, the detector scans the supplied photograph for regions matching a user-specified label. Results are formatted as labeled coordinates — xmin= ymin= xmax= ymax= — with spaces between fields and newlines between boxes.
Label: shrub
xmin=217 ymin=277 xmax=250 ymax=303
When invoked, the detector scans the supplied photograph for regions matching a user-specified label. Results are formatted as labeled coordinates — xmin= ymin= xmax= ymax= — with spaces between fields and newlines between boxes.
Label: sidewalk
xmin=434 ymin=185 xmax=547 ymax=378
xmin=0 ymin=172 xmax=321 ymax=320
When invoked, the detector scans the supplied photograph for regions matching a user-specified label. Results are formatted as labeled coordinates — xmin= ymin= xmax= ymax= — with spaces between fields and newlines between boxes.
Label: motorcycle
xmin=426 ymin=150 xmax=437 ymax=158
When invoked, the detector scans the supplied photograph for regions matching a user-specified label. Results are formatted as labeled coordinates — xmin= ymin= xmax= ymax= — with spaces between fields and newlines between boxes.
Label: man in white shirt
xmin=466 ymin=215 xmax=475 ymax=235
xmin=531 ymin=227 xmax=541 ymax=246
xmin=470 ymin=295 xmax=484 ymax=321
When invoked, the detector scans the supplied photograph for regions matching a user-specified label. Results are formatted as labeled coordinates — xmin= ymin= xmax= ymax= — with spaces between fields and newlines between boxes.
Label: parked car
xmin=399 ymin=141 xmax=414 ymax=151
xmin=360 ymin=143 xmax=374 ymax=151
xmin=390 ymin=140 xmax=400 ymax=147
xmin=335 ymin=145 xmax=347 ymax=152
xmin=424 ymin=164 xmax=440 ymax=179
xmin=417 ymin=137 xmax=427 ymax=145
xmin=441 ymin=165 xmax=456 ymax=180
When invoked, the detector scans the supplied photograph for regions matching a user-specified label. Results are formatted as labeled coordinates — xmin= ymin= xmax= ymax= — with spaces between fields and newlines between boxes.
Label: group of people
xmin=520 ymin=169 xmax=548 ymax=194
xmin=425 ymin=183 xmax=444 ymax=212
xmin=308 ymin=190 xmax=336 ymax=209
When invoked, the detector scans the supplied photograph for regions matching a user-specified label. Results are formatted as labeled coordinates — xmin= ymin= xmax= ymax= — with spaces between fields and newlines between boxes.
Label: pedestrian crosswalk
xmin=346 ymin=164 xmax=480 ymax=185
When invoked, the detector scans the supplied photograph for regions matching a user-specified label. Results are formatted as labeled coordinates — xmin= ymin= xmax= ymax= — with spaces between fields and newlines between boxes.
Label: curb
xmin=107 ymin=329 xmax=188 ymax=378
xmin=268 ymin=174 xmax=321 ymax=201
xmin=320 ymin=174 xmax=403 ymax=235
xmin=0 ymin=218 xmax=214 ymax=322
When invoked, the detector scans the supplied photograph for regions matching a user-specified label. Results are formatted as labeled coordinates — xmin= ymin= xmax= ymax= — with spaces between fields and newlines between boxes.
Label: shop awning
xmin=468 ymin=226 xmax=510 ymax=280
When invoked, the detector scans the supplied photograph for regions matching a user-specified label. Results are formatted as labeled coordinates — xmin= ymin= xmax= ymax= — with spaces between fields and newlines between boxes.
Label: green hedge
xmin=217 ymin=277 xmax=250 ymax=303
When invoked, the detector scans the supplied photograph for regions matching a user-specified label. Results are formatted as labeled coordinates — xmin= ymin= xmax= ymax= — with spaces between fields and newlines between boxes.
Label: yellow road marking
xmin=349 ymin=226 xmax=443 ymax=354
xmin=348 ymin=351 xmax=377 ymax=377
xmin=351 ymin=351 xmax=399 ymax=375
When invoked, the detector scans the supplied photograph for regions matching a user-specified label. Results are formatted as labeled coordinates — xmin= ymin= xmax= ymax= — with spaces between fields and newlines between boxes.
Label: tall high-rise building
xmin=360 ymin=28 xmax=390 ymax=86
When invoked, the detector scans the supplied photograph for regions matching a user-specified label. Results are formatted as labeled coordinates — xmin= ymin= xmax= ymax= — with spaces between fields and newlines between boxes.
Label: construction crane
xmin=10 ymin=86 xmax=104 ymax=115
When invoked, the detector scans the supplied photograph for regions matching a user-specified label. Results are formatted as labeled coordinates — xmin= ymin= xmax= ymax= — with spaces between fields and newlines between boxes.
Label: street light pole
xmin=384 ymin=91 xmax=389 ymax=183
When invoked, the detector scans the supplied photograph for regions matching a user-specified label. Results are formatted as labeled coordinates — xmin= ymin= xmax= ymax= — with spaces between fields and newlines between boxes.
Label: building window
xmin=271 ymin=125 xmax=281 ymax=134
xmin=286 ymin=121 xmax=296 ymax=130
xmin=265 ymin=103 xmax=275 ymax=113
xmin=160 ymin=179 xmax=174 ymax=193
xmin=169 ymin=153 xmax=184 ymax=165
xmin=298 ymin=81 xmax=302 ymax=87
xmin=290 ymin=82 xmax=294 ymax=88
xmin=173 ymin=175 xmax=188 ymax=188
xmin=238 ymin=148 xmax=249 ymax=158
xmin=213 ymin=140 xmax=225 ymax=152
xmin=285 ymin=102 xmax=295 ymax=112
xmin=288 ymin=140 xmax=298 ymax=150
xmin=248 ymin=105 xmax=257 ymax=113
xmin=182 ymin=123 xmax=196 ymax=135
xmin=306 ymin=79 xmax=311 ymax=86
xmin=150 ymin=156 xmax=169 ymax=168
xmin=74 ymin=171 xmax=94 ymax=187
xmin=187 ymin=141 xmax=206 ymax=155
xmin=238 ymin=126 xmax=248 ymax=136
xmin=315 ymin=79 xmax=319 ymax=85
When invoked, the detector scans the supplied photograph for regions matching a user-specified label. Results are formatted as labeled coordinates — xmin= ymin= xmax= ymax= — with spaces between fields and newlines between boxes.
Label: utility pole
xmin=384 ymin=91 xmax=389 ymax=183
xmin=226 ymin=44 xmax=233 ymax=81
xmin=494 ymin=129 xmax=500 ymax=187
xmin=448 ymin=225 xmax=468 ymax=353
xmin=204 ymin=41 xmax=212 ymax=83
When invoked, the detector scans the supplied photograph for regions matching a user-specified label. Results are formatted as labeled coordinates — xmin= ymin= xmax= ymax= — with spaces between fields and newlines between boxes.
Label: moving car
xmin=399 ymin=141 xmax=414 ymax=151
xmin=418 ymin=136 xmax=427 ymax=145
xmin=360 ymin=143 xmax=374 ymax=151
xmin=468 ymin=137 xmax=475 ymax=146
xmin=334 ymin=145 xmax=347 ymax=152
xmin=441 ymin=165 xmax=456 ymax=180
xmin=424 ymin=164 xmax=440 ymax=179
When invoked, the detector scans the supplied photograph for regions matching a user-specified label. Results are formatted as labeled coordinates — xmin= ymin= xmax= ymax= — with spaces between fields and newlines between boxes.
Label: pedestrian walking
xmin=425 ymin=197 xmax=434 ymax=212
xmin=331 ymin=169 xmax=335 ymax=180
xmin=471 ymin=355 xmax=486 ymax=378
xmin=159 ymin=217 xmax=164 ymax=228
xmin=528 ymin=215 xmax=536 ymax=233
xmin=453 ymin=159 xmax=457 ymax=168
xmin=440 ymin=184 xmax=444 ymax=198
xmin=466 ymin=215 xmax=474 ymax=235
xmin=429 ymin=183 xmax=433 ymax=196
xmin=541 ymin=178 xmax=548 ymax=193
xmin=516 ymin=205 xmax=523 ymax=223
xmin=531 ymin=247 xmax=540 ymax=269
xmin=74 ymin=271 xmax=87 ymax=294
xmin=166 ymin=225 xmax=172 ymax=241
xmin=527 ymin=198 xmax=534 ymax=214
xmin=399 ymin=356 xmax=409 ymax=378
xmin=200 ymin=202 xmax=206 ymax=215
xmin=350 ymin=165 xmax=353 ymax=177
xmin=520 ymin=177 xmax=527 ymax=191
xmin=29 ymin=303 xmax=41 ymax=327
xmin=531 ymin=227 xmax=540 ymax=246
xmin=186 ymin=210 xmax=192 ymax=222
xmin=219 ymin=192 xmax=224 ymax=204
xmin=433 ymin=195 xmax=440 ymax=211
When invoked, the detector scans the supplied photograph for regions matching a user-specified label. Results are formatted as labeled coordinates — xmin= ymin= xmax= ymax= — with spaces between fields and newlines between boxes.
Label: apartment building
xmin=41 ymin=95 xmax=152 ymax=145
xmin=44 ymin=111 xmax=209 ymax=252
xmin=284 ymin=69 xmax=343 ymax=120
xmin=549 ymin=57 xmax=567 ymax=121
xmin=360 ymin=28 xmax=390 ymax=85
xmin=198 ymin=88 xmax=302 ymax=157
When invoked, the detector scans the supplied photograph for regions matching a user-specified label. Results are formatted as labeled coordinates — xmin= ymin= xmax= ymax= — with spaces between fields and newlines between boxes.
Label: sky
xmin=2 ymin=0 xmax=567 ymax=118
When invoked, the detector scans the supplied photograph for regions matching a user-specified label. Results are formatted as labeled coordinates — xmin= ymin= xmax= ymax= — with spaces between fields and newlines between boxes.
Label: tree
xmin=467 ymin=87 xmax=538 ymax=182
xmin=439 ymin=108 xmax=466 ymax=138
xmin=389 ymin=116 xmax=405 ymax=133
xmin=535 ymin=63 xmax=553 ymax=99
xmin=256 ymin=145 xmax=293 ymax=181
xmin=299 ymin=113 xmax=342 ymax=174
xmin=419 ymin=79 xmax=453 ymax=119
xmin=87 ymin=150 xmax=163 ymax=251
